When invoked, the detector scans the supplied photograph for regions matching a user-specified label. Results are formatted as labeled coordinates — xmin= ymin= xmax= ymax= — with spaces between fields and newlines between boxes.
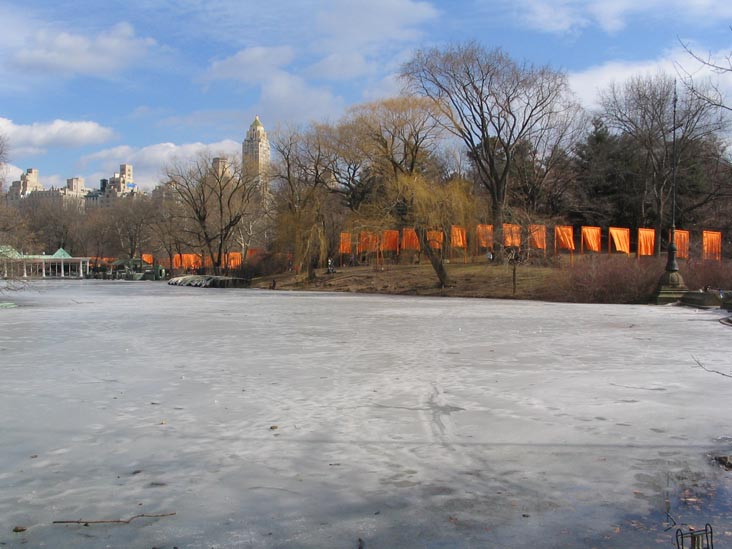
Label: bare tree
xmin=148 ymin=183 xmax=192 ymax=273
xmin=165 ymin=154 xmax=257 ymax=274
xmin=401 ymin=42 xmax=581 ymax=256
xmin=270 ymin=127 xmax=332 ymax=277
xmin=600 ymin=72 xmax=727 ymax=252
xmin=78 ymin=207 xmax=116 ymax=261
xmin=23 ymin=198 xmax=84 ymax=253
xmin=347 ymin=96 xmax=444 ymax=181
xmin=109 ymin=195 xmax=154 ymax=266
xmin=323 ymin=97 xmax=442 ymax=215
xmin=317 ymin=119 xmax=373 ymax=212
xmin=680 ymin=38 xmax=732 ymax=112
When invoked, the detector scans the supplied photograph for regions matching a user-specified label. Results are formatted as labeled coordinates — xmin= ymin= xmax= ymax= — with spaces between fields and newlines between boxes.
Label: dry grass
xmin=252 ymin=254 xmax=732 ymax=304
xmin=254 ymin=260 xmax=566 ymax=301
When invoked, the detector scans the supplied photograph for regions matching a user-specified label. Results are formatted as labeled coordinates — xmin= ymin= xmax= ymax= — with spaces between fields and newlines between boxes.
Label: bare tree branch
xmin=690 ymin=354 xmax=732 ymax=378
xmin=53 ymin=513 xmax=176 ymax=525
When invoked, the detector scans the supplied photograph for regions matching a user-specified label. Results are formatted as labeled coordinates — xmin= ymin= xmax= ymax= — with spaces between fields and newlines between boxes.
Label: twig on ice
xmin=691 ymin=354 xmax=732 ymax=378
xmin=53 ymin=513 xmax=175 ymax=525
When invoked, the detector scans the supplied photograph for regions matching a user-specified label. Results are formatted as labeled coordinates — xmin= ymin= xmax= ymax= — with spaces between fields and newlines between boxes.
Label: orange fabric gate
xmin=528 ymin=224 xmax=546 ymax=251
xmin=451 ymin=226 xmax=467 ymax=249
xmin=702 ymin=230 xmax=722 ymax=261
xmin=339 ymin=232 xmax=352 ymax=254
xmin=173 ymin=254 xmax=202 ymax=270
xmin=381 ymin=230 xmax=399 ymax=252
xmin=554 ymin=226 xmax=575 ymax=253
xmin=358 ymin=232 xmax=378 ymax=254
xmin=608 ymin=227 xmax=630 ymax=255
xmin=673 ymin=229 xmax=689 ymax=260
xmin=503 ymin=224 xmax=521 ymax=248
xmin=581 ymin=226 xmax=601 ymax=253
xmin=401 ymin=229 xmax=420 ymax=251
xmin=427 ymin=230 xmax=444 ymax=250
xmin=475 ymin=224 xmax=494 ymax=250
xmin=637 ymin=228 xmax=655 ymax=257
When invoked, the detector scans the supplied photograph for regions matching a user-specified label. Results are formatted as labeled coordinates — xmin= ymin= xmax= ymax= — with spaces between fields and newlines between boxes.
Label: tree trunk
xmin=491 ymin=200 xmax=505 ymax=262
xmin=417 ymin=227 xmax=450 ymax=288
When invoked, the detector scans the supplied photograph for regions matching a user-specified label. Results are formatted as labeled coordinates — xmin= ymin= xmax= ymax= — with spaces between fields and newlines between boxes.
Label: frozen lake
xmin=1 ymin=281 xmax=731 ymax=548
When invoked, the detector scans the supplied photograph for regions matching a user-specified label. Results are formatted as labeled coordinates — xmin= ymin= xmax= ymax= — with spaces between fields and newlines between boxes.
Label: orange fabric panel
xmin=381 ymin=230 xmax=399 ymax=252
xmin=427 ymin=230 xmax=444 ymax=250
xmin=581 ymin=226 xmax=601 ymax=253
xmin=555 ymin=226 xmax=575 ymax=251
xmin=226 ymin=252 xmax=242 ymax=267
xmin=475 ymin=224 xmax=494 ymax=250
xmin=451 ymin=226 xmax=467 ymax=249
xmin=637 ymin=228 xmax=655 ymax=257
xmin=401 ymin=228 xmax=420 ymax=251
xmin=609 ymin=227 xmax=630 ymax=254
xmin=358 ymin=231 xmax=377 ymax=254
xmin=528 ymin=224 xmax=546 ymax=250
xmin=173 ymin=254 xmax=202 ymax=269
xmin=141 ymin=253 xmax=154 ymax=265
xmin=503 ymin=224 xmax=521 ymax=247
xmin=339 ymin=232 xmax=352 ymax=254
xmin=673 ymin=229 xmax=689 ymax=260
xmin=703 ymin=230 xmax=722 ymax=261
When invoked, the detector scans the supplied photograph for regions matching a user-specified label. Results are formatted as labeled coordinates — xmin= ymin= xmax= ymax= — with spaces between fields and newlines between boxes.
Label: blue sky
xmin=1 ymin=0 xmax=732 ymax=191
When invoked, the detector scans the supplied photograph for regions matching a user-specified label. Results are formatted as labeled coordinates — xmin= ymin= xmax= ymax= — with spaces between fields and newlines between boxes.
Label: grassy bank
xmin=251 ymin=255 xmax=732 ymax=304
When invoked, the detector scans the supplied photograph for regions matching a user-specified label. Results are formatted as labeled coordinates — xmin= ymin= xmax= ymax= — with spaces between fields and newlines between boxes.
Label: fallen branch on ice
xmin=53 ymin=513 xmax=175 ymax=525
xmin=691 ymin=354 xmax=732 ymax=379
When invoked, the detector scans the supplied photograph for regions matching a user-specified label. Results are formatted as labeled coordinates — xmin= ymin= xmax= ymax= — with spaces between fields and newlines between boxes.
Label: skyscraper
xmin=242 ymin=116 xmax=271 ymax=202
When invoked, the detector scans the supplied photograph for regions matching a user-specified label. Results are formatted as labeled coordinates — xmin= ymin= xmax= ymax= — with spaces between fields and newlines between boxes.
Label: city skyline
xmin=1 ymin=0 xmax=731 ymax=191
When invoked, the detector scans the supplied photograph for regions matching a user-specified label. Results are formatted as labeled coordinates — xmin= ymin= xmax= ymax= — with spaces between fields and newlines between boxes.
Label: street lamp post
xmin=654 ymin=82 xmax=688 ymax=304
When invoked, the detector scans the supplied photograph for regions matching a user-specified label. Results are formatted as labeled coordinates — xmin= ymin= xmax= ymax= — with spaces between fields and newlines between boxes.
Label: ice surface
xmin=1 ymin=281 xmax=731 ymax=548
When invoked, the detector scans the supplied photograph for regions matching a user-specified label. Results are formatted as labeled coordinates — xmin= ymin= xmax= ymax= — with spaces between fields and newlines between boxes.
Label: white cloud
xmin=504 ymin=0 xmax=732 ymax=34
xmin=0 ymin=117 xmax=115 ymax=157
xmin=158 ymin=110 xmax=247 ymax=137
xmin=360 ymin=73 xmax=405 ymax=102
xmin=80 ymin=140 xmax=241 ymax=190
xmin=203 ymin=49 xmax=346 ymax=126
xmin=1 ymin=163 xmax=24 ymax=186
xmin=569 ymin=60 xmax=671 ymax=110
xmin=307 ymin=52 xmax=374 ymax=81
xmin=40 ymin=174 xmax=65 ymax=189
xmin=314 ymin=0 xmax=438 ymax=53
xmin=203 ymin=46 xmax=295 ymax=83
xmin=255 ymin=73 xmax=345 ymax=125
xmin=0 ymin=163 xmax=64 ymax=190
xmin=569 ymin=45 xmax=732 ymax=110
xmin=8 ymin=22 xmax=158 ymax=78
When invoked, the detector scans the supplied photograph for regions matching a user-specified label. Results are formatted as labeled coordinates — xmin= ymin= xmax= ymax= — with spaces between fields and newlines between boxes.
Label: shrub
xmin=561 ymin=255 xmax=663 ymax=304
xmin=679 ymin=259 xmax=732 ymax=291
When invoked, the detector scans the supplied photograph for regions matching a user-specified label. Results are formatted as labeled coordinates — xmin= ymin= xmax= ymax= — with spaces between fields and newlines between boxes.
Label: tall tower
xmin=242 ymin=116 xmax=271 ymax=201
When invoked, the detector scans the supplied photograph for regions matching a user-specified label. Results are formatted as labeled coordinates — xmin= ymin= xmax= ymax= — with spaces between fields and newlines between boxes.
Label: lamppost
xmin=654 ymin=81 xmax=688 ymax=304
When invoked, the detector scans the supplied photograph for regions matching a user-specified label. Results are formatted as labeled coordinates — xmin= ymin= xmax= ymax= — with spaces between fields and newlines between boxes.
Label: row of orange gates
xmin=164 ymin=249 xmax=264 ymax=270
xmin=91 ymin=250 xmax=264 ymax=270
xmin=338 ymin=225 xmax=724 ymax=261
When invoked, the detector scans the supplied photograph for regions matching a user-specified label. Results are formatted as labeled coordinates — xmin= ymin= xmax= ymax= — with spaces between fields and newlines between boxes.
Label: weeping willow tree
xmin=385 ymin=174 xmax=476 ymax=288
